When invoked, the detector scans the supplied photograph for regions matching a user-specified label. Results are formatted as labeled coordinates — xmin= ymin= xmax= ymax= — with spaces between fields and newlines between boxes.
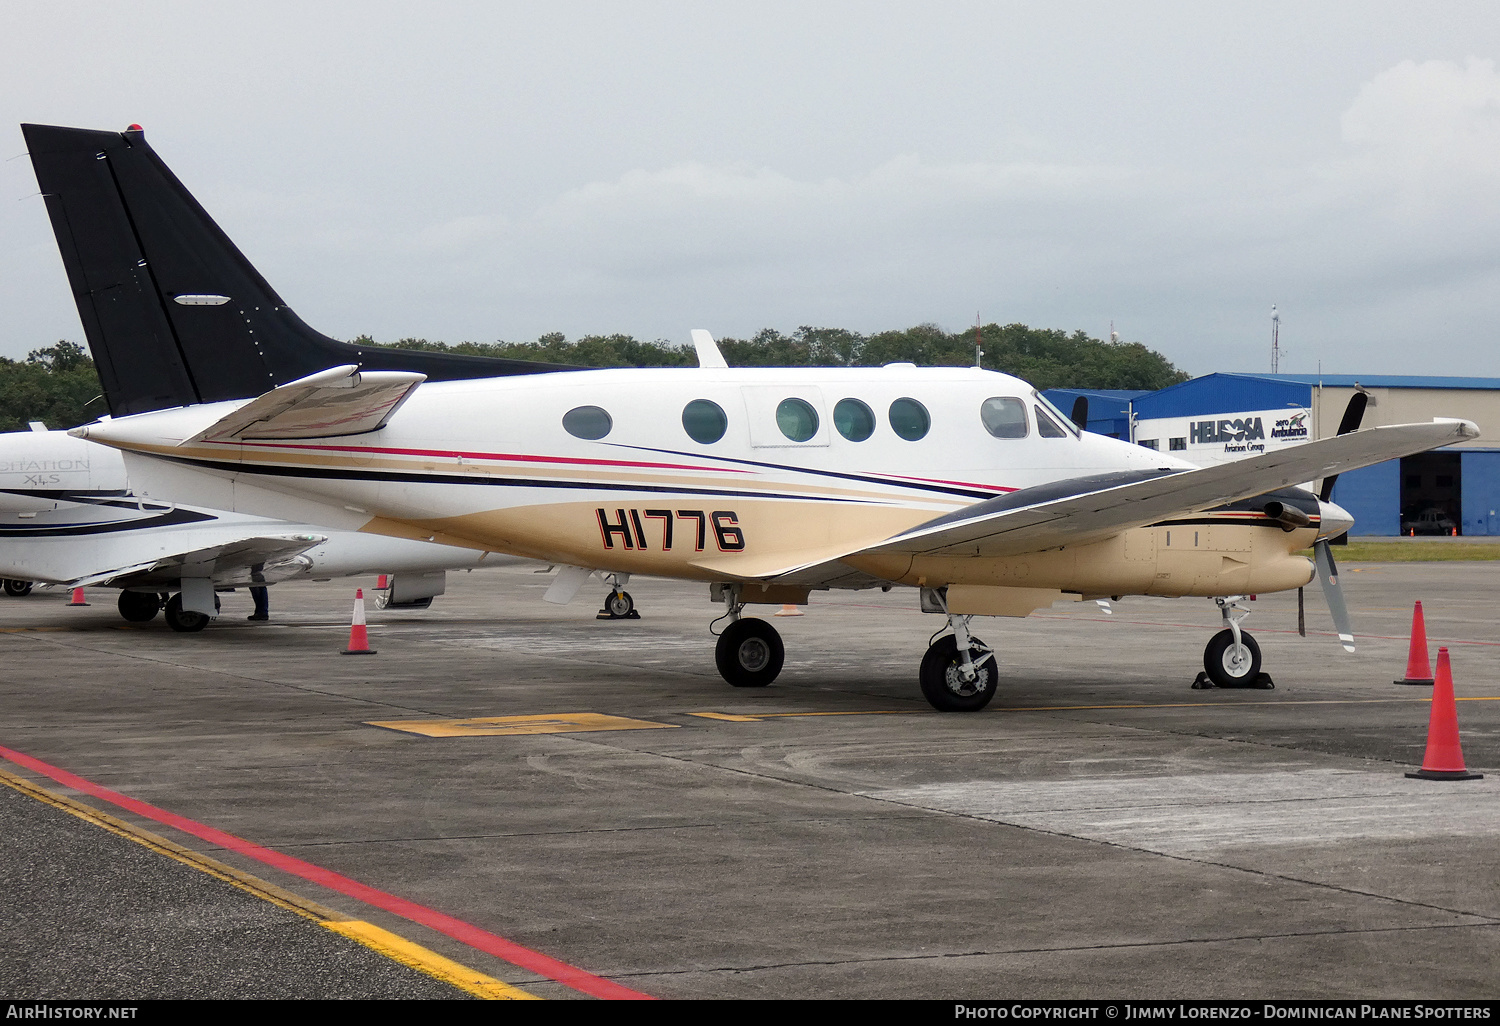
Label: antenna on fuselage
xmin=974 ymin=313 xmax=984 ymax=368
xmin=690 ymin=329 xmax=728 ymax=369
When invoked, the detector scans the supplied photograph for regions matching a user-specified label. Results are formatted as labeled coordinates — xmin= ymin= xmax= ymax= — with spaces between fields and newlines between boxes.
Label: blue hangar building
xmin=1044 ymin=374 xmax=1500 ymax=537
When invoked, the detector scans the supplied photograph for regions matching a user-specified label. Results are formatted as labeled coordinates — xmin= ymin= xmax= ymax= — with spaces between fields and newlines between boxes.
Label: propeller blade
xmin=1297 ymin=586 xmax=1306 ymax=637
xmin=1314 ymin=539 xmax=1355 ymax=652
xmin=1070 ymin=396 xmax=1089 ymax=431
xmin=1319 ymin=392 xmax=1370 ymax=503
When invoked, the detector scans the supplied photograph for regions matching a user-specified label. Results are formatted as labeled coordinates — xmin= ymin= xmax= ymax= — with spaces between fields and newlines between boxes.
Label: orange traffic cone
xmin=773 ymin=603 xmax=804 ymax=617
xmin=341 ymin=588 xmax=377 ymax=655
xmin=1394 ymin=600 xmax=1435 ymax=686
xmin=1405 ymin=648 xmax=1483 ymax=780
xmin=68 ymin=587 xmax=89 ymax=606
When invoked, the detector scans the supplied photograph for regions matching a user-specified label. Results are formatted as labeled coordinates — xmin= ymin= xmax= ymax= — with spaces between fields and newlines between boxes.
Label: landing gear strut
xmin=920 ymin=614 xmax=998 ymax=712
xmin=712 ymin=584 xmax=784 ymax=687
xmin=1196 ymin=596 xmax=1269 ymax=689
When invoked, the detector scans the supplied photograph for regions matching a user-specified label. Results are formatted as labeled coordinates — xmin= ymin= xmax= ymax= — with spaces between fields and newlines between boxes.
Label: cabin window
xmin=1169 ymin=437 xmax=1187 ymax=451
xmin=833 ymin=398 xmax=875 ymax=442
xmin=1034 ymin=406 xmax=1067 ymax=438
xmin=889 ymin=398 xmax=930 ymax=441
xmin=980 ymin=397 xmax=1027 ymax=438
xmin=562 ymin=405 xmax=612 ymax=440
xmin=776 ymin=398 xmax=820 ymax=442
xmin=682 ymin=399 xmax=727 ymax=444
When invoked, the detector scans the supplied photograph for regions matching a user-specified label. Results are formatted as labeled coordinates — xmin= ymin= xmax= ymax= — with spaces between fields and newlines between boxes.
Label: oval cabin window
xmin=888 ymin=398 xmax=930 ymax=441
xmin=562 ymin=405 xmax=612 ymax=440
xmin=776 ymin=398 xmax=820 ymax=442
xmin=682 ymin=399 xmax=728 ymax=444
xmin=833 ymin=398 xmax=875 ymax=442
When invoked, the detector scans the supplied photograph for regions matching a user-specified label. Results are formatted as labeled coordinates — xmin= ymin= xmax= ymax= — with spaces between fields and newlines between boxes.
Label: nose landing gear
xmin=596 ymin=573 xmax=640 ymax=620
xmin=1195 ymin=596 xmax=1273 ymax=689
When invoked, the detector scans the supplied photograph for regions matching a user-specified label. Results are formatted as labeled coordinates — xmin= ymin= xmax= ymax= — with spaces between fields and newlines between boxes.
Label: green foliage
xmin=0 ymin=341 xmax=105 ymax=431
xmin=359 ymin=323 xmax=1189 ymax=390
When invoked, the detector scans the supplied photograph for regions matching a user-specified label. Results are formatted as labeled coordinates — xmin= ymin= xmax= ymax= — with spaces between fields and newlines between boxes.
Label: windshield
xmin=1031 ymin=390 xmax=1081 ymax=438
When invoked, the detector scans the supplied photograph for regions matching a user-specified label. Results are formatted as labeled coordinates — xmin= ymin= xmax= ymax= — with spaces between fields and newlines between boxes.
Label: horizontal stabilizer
xmin=185 ymin=365 xmax=424 ymax=442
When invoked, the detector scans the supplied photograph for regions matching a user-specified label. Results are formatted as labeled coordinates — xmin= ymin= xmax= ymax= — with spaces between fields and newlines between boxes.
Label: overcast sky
xmin=3 ymin=1 xmax=1499 ymax=378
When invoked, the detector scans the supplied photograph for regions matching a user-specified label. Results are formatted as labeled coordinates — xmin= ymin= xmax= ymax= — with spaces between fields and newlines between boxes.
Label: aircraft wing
xmin=186 ymin=365 xmax=425 ymax=443
xmin=75 ymin=534 xmax=328 ymax=589
xmin=769 ymin=418 xmax=1478 ymax=586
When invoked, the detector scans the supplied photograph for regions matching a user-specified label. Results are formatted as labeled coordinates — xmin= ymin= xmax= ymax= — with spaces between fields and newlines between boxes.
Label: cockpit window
xmin=1033 ymin=390 xmax=1081 ymax=437
xmin=562 ymin=405 xmax=612 ymax=440
xmin=980 ymin=397 xmax=1027 ymax=438
xmin=1034 ymin=405 xmax=1068 ymax=438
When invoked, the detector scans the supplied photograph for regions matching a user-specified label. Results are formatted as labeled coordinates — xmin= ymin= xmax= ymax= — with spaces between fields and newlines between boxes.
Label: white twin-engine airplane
xmin=25 ymin=123 xmax=1480 ymax=709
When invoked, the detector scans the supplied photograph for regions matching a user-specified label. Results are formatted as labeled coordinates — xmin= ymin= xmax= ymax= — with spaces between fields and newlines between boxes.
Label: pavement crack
xmin=610 ymin=921 xmax=1500 ymax=979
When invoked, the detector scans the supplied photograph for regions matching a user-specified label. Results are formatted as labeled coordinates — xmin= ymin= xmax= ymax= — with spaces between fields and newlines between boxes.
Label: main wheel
xmin=117 ymin=590 xmax=162 ymax=623
xmin=715 ymin=617 xmax=784 ymax=687
xmin=3 ymin=579 xmax=33 ymax=597
xmin=163 ymin=592 xmax=218 ymax=633
xmin=603 ymin=590 xmax=634 ymax=618
xmin=1203 ymin=628 xmax=1262 ymax=687
xmin=919 ymin=634 xmax=999 ymax=712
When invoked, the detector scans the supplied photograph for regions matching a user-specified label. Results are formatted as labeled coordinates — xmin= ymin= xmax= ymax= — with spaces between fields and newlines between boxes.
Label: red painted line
xmin=877 ymin=472 xmax=1015 ymax=493
xmin=238 ymin=440 xmax=743 ymax=475
xmin=0 ymin=744 xmax=653 ymax=1001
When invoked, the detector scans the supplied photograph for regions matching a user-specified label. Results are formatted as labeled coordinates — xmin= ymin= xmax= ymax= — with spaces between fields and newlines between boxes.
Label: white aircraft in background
xmin=25 ymin=123 xmax=1481 ymax=705
xmin=0 ymin=423 xmax=520 ymax=630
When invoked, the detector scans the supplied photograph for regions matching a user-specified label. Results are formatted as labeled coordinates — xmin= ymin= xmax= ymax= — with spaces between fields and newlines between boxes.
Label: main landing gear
xmin=920 ymin=615 xmax=998 ymax=711
xmin=1194 ymin=596 xmax=1270 ymax=689
xmin=596 ymin=573 xmax=640 ymax=620
xmin=163 ymin=592 xmax=220 ymax=633
xmin=711 ymin=585 xmax=784 ymax=687
xmin=3 ymin=579 xmax=33 ymax=597
xmin=117 ymin=590 xmax=164 ymax=623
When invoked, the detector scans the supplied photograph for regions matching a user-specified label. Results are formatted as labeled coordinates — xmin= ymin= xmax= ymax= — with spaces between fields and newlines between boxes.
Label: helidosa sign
xmin=1135 ymin=408 xmax=1314 ymax=466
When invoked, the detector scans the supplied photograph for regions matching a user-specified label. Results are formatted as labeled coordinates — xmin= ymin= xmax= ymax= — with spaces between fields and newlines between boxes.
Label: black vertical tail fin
xmin=22 ymin=123 xmax=570 ymax=417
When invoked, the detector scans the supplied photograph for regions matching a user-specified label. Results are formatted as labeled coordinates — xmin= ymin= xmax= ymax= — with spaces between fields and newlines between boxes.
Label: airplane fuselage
xmin=85 ymin=365 xmax=1324 ymax=602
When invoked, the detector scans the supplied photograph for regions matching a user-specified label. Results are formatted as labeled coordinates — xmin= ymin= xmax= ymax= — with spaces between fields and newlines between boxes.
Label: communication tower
xmin=1271 ymin=305 xmax=1281 ymax=374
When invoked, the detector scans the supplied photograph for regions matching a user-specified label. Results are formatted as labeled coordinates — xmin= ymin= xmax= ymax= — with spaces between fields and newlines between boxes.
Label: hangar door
xmin=1400 ymin=452 xmax=1461 ymax=535
xmin=1461 ymin=450 xmax=1500 ymax=536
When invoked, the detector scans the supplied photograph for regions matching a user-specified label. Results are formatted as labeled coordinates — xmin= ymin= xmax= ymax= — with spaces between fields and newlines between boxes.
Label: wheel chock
xmin=1192 ymin=671 xmax=1275 ymax=690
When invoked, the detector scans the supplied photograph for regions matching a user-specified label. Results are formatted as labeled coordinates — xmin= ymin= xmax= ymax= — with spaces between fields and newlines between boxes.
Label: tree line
xmin=365 ymin=322 xmax=1188 ymax=391
xmin=1 ymin=324 xmax=1189 ymax=430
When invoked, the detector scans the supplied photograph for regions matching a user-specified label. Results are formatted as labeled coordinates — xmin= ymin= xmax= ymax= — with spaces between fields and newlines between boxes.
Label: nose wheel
xmin=1202 ymin=628 xmax=1262 ymax=687
xmin=1194 ymin=596 xmax=1272 ymax=689
xmin=597 ymin=589 xmax=638 ymax=619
